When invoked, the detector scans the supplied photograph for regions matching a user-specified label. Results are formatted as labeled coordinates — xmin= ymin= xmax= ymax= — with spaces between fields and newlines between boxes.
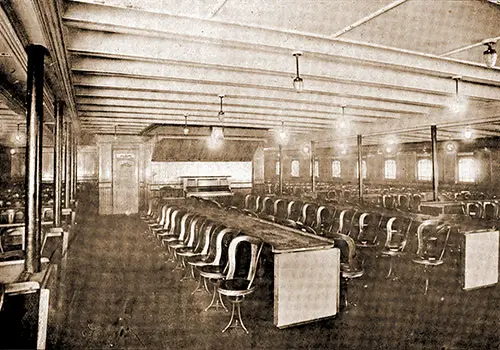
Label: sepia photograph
xmin=0 ymin=0 xmax=499 ymax=348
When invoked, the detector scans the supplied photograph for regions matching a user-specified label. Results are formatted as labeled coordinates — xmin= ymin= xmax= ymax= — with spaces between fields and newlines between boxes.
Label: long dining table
xmin=166 ymin=197 xmax=341 ymax=328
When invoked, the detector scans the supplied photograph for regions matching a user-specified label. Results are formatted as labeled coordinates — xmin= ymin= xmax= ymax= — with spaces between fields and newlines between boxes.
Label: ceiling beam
xmin=66 ymin=31 xmax=500 ymax=102
xmin=63 ymin=1 xmax=500 ymax=86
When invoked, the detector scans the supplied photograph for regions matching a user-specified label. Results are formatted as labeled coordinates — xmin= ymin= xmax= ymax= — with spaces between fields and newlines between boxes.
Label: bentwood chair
xmin=258 ymin=197 xmax=275 ymax=221
xmin=186 ymin=222 xmax=225 ymax=294
xmin=173 ymin=216 xmax=207 ymax=275
xmin=412 ymin=220 xmax=452 ymax=295
xmin=483 ymin=202 xmax=499 ymax=220
xmin=168 ymin=213 xmax=199 ymax=268
xmin=218 ymin=235 xmax=264 ymax=334
xmin=380 ymin=216 xmax=413 ymax=279
xmin=198 ymin=228 xmax=240 ymax=311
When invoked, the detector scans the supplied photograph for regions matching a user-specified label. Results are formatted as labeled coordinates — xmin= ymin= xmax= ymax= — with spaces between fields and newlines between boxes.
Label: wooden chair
xmin=218 ymin=235 xmax=264 ymax=333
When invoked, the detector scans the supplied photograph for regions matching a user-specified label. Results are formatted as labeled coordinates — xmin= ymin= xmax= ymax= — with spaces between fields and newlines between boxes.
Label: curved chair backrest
xmin=157 ymin=204 xmax=168 ymax=227
xmin=298 ymin=203 xmax=317 ymax=227
xmin=184 ymin=215 xmax=205 ymax=248
xmin=225 ymin=235 xmax=264 ymax=288
xmin=338 ymin=208 xmax=356 ymax=235
xmin=384 ymin=216 xmax=412 ymax=252
xmin=382 ymin=195 xmax=395 ymax=209
xmin=169 ymin=209 xmax=187 ymax=235
xmin=415 ymin=220 xmax=452 ymax=262
xmin=206 ymin=224 xmax=239 ymax=266
xmin=273 ymin=199 xmax=287 ymax=219
xmin=287 ymin=201 xmax=303 ymax=221
xmin=178 ymin=213 xmax=198 ymax=243
xmin=261 ymin=197 xmax=274 ymax=215
xmin=193 ymin=220 xmax=217 ymax=255
xmin=409 ymin=194 xmax=421 ymax=212
xmin=484 ymin=202 xmax=498 ymax=220
xmin=466 ymin=202 xmax=483 ymax=219
xmin=398 ymin=195 xmax=410 ymax=211
xmin=244 ymin=194 xmax=253 ymax=210
xmin=162 ymin=206 xmax=176 ymax=230
xmin=315 ymin=206 xmax=331 ymax=232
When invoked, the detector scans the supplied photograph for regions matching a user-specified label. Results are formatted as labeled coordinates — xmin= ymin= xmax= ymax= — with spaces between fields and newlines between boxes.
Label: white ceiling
xmin=0 ymin=0 xmax=499 ymax=147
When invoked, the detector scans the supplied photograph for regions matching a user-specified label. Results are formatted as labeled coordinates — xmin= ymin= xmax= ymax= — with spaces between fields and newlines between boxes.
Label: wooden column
xmin=431 ymin=125 xmax=439 ymax=201
xmin=310 ymin=141 xmax=316 ymax=193
xmin=68 ymin=126 xmax=74 ymax=203
xmin=73 ymin=133 xmax=77 ymax=200
xmin=357 ymin=134 xmax=363 ymax=204
xmin=64 ymin=121 xmax=71 ymax=209
xmin=24 ymin=45 xmax=47 ymax=273
xmin=278 ymin=145 xmax=283 ymax=195
xmin=53 ymin=102 xmax=63 ymax=227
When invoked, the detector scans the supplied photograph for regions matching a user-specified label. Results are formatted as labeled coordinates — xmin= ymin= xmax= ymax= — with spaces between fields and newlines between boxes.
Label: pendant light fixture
xmin=14 ymin=123 xmax=23 ymax=144
xmin=483 ymin=40 xmax=497 ymax=68
xmin=218 ymin=94 xmax=225 ymax=122
xmin=292 ymin=51 xmax=304 ymax=92
xmin=183 ymin=115 xmax=189 ymax=135
xmin=114 ymin=124 xmax=117 ymax=140
xmin=277 ymin=121 xmax=288 ymax=145
xmin=339 ymin=105 xmax=349 ymax=129
xmin=450 ymin=76 xmax=466 ymax=114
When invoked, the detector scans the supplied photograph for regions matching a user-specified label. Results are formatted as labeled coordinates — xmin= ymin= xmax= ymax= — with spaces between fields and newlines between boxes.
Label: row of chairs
xmin=220 ymin=193 xmax=454 ymax=296
xmin=141 ymin=199 xmax=264 ymax=334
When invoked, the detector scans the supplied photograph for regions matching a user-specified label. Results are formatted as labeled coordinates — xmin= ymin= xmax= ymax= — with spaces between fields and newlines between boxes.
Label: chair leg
xmin=203 ymin=281 xmax=227 ymax=312
xmin=191 ymin=275 xmax=204 ymax=295
xmin=222 ymin=298 xmax=249 ymax=334
xmin=385 ymin=257 xmax=393 ymax=279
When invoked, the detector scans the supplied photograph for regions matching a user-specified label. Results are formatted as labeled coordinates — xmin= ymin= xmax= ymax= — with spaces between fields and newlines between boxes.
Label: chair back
xmin=225 ymin=235 xmax=264 ymax=289
xmin=384 ymin=216 xmax=412 ymax=253
xmin=357 ymin=212 xmax=382 ymax=244
xmin=338 ymin=208 xmax=356 ymax=235
xmin=299 ymin=203 xmax=317 ymax=227
xmin=169 ymin=209 xmax=186 ymax=235
xmin=466 ymin=202 xmax=483 ymax=219
xmin=398 ymin=195 xmax=410 ymax=211
xmin=207 ymin=227 xmax=240 ymax=266
xmin=193 ymin=220 xmax=217 ymax=255
xmin=484 ymin=202 xmax=498 ymax=220
xmin=184 ymin=215 xmax=205 ymax=248
xmin=287 ymin=200 xmax=303 ymax=221
xmin=315 ymin=205 xmax=331 ymax=233
xmin=414 ymin=220 xmax=451 ymax=263
xmin=409 ymin=194 xmax=421 ymax=212
xmin=261 ymin=197 xmax=274 ymax=215
xmin=273 ymin=199 xmax=287 ymax=219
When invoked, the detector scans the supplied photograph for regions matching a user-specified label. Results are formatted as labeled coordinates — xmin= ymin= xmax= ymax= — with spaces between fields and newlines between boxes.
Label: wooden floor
xmin=52 ymin=192 xmax=500 ymax=349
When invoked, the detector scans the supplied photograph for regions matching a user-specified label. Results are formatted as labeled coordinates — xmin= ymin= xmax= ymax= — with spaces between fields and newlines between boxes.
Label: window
xmin=332 ymin=160 xmax=341 ymax=178
xmin=314 ymin=159 xmax=319 ymax=177
xmin=458 ymin=157 xmax=476 ymax=183
xmin=384 ymin=159 xmax=396 ymax=180
xmin=417 ymin=158 xmax=432 ymax=181
xmin=275 ymin=160 xmax=280 ymax=176
xmin=356 ymin=160 xmax=367 ymax=179
xmin=291 ymin=160 xmax=300 ymax=177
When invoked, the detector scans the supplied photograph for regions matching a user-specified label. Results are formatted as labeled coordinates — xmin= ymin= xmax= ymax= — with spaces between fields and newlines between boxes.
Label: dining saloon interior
xmin=0 ymin=0 xmax=499 ymax=349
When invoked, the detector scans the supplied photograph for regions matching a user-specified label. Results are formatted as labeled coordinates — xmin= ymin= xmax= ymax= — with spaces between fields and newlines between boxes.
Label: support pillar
xmin=310 ymin=141 xmax=316 ymax=193
xmin=357 ymin=134 xmax=363 ymax=204
xmin=73 ymin=132 xmax=77 ymax=201
xmin=24 ymin=45 xmax=47 ymax=274
xmin=431 ymin=125 xmax=439 ymax=201
xmin=53 ymin=102 xmax=63 ymax=227
xmin=278 ymin=145 xmax=283 ymax=196
xmin=64 ymin=121 xmax=71 ymax=209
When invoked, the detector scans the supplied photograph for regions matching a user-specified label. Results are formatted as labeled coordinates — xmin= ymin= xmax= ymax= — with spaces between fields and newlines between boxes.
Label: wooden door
xmin=112 ymin=148 xmax=139 ymax=214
